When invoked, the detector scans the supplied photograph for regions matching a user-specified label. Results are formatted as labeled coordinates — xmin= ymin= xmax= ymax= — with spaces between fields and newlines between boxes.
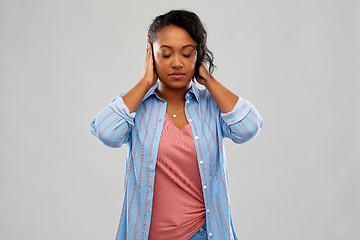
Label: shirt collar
xmin=143 ymin=81 xmax=201 ymax=102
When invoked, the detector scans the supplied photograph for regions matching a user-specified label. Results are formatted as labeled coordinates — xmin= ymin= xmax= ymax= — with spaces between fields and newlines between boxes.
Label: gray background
xmin=1 ymin=0 xmax=359 ymax=239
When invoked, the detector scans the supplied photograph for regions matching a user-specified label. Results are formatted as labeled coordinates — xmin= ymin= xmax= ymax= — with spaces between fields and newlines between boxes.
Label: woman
xmin=90 ymin=9 xmax=263 ymax=240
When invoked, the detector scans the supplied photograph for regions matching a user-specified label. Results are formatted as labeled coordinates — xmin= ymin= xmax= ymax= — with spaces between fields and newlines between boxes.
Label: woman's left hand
xmin=196 ymin=62 xmax=239 ymax=113
xmin=196 ymin=63 xmax=213 ymax=87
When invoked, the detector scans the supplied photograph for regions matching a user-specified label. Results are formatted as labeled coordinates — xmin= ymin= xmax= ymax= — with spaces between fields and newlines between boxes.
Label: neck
xmin=156 ymin=82 xmax=191 ymax=103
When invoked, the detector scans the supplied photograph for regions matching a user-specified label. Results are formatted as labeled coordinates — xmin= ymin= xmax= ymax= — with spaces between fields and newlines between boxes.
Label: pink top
xmin=148 ymin=113 xmax=206 ymax=240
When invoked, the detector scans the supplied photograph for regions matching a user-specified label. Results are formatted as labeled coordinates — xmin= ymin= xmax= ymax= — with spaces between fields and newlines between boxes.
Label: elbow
xmin=232 ymin=118 xmax=264 ymax=144
xmin=246 ymin=117 xmax=264 ymax=142
xmin=90 ymin=119 xmax=99 ymax=138
xmin=248 ymin=120 xmax=263 ymax=141
xmin=244 ymin=108 xmax=264 ymax=142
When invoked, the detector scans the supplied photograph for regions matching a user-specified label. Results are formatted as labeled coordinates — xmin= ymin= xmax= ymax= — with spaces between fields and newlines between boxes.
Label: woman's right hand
xmin=142 ymin=35 xmax=158 ymax=87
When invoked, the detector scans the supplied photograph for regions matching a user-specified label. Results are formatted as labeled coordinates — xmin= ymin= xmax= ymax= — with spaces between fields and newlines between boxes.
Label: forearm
xmin=122 ymin=78 xmax=153 ymax=113
xmin=204 ymin=77 xmax=239 ymax=113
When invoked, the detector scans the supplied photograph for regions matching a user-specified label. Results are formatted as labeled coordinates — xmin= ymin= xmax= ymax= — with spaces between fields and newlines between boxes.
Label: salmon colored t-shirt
xmin=148 ymin=113 xmax=206 ymax=240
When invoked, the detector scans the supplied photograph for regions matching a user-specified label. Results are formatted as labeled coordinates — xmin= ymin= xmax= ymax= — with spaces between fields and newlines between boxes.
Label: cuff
xmin=109 ymin=95 xmax=136 ymax=126
xmin=221 ymin=97 xmax=253 ymax=125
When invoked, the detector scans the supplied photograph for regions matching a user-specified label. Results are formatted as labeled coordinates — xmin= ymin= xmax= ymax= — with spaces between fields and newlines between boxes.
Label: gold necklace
xmin=168 ymin=106 xmax=184 ymax=118
xmin=167 ymin=104 xmax=185 ymax=110
xmin=156 ymin=91 xmax=185 ymax=118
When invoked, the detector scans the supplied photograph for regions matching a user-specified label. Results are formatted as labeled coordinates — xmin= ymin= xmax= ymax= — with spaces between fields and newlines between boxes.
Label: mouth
xmin=169 ymin=72 xmax=186 ymax=79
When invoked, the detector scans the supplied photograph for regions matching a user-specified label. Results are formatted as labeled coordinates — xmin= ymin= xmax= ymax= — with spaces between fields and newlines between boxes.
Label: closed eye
xmin=161 ymin=54 xmax=192 ymax=58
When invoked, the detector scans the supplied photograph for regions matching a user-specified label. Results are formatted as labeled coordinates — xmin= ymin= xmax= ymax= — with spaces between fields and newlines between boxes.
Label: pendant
xmin=173 ymin=114 xmax=177 ymax=118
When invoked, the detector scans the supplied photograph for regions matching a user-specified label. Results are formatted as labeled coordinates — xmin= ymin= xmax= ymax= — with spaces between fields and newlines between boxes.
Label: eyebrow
xmin=159 ymin=44 xmax=195 ymax=50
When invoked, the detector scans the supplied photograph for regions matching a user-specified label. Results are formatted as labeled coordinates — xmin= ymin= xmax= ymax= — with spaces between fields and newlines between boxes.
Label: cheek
xmin=188 ymin=57 xmax=196 ymax=71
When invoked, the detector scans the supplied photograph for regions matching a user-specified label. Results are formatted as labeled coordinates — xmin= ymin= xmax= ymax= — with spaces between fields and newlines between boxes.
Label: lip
xmin=169 ymin=72 xmax=186 ymax=79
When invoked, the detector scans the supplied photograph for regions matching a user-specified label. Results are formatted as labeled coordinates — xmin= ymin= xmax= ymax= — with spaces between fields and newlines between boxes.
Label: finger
xmin=147 ymin=43 xmax=153 ymax=63
xmin=146 ymin=36 xmax=152 ymax=58
xmin=145 ymin=39 xmax=149 ymax=56
xmin=144 ymin=42 xmax=151 ymax=71
xmin=146 ymin=43 xmax=151 ymax=59
xmin=145 ymin=43 xmax=153 ymax=72
xmin=199 ymin=63 xmax=209 ymax=75
xmin=144 ymin=43 xmax=149 ymax=63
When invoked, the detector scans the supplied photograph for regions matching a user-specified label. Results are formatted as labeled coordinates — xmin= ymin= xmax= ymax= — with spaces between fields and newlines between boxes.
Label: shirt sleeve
xmin=220 ymin=97 xmax=264 ymax=144
xmin=90 ymin=94 xmax=135 ymax=148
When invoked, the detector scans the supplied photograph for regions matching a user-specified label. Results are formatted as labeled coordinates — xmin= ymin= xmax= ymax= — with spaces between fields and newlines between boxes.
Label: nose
xmin=171 ymin=54 xmax=183 ymax=69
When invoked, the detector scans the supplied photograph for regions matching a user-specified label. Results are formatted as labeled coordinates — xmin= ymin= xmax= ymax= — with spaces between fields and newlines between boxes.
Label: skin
xmin=153 ymin=26 xmax=197 ymax=100
xmin=123 ymin=25 xmax=239 ymax=130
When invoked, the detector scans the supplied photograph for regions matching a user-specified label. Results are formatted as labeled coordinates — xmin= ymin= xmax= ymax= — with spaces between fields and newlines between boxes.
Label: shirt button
xmin=200 ymin=161 xmax=203 ymax=164
xmin=195 ymin=136 xmax=199 ymax=140
xmin=187 ymin=100 xmax=190 ymax=103
xmin=189 ymin=119 xmax=193 ymax=122
xmin=203 ymin=185 xmax=207 ymax=189
xmin=207 ymin=209 xmax=210 ymax=212
xmin=209 ymin=232 xmax=212 ymax=237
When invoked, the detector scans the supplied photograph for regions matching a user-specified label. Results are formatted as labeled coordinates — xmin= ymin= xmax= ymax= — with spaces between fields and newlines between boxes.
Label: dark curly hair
xmin=148 ymin=9 xmax=216 ymax=81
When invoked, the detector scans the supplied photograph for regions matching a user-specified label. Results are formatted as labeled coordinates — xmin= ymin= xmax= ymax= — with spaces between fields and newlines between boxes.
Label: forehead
xmin=154 ymin=25 xmax=195 ymax=48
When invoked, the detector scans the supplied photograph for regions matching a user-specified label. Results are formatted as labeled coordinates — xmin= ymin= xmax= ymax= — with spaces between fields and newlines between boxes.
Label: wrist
xmin=139 ymin=77 xmax=154 ymax=91
xmin=140 ymin=77 xmax=154 ymax=87
xmin=204 ymin=76 xmax=216 ymax=89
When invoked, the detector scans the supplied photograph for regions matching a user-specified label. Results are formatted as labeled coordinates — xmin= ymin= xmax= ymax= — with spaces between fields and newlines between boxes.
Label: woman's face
xmin=152 ymin=25 xmax=197 ymax=90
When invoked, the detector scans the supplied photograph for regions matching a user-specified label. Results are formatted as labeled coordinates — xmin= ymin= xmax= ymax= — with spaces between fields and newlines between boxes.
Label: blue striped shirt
xmin=90 ymin=82 xmax=263 ymax=240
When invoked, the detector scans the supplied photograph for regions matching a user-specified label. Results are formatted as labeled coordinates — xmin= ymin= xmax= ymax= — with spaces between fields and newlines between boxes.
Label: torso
xmin=148 ymin=112 xmax=206 ymax=239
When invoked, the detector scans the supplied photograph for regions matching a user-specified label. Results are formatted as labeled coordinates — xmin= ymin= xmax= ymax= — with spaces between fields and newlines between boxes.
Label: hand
xmin=142 ymin=35 xmax=158 ymax=87
xmin=196 ymin=63 xmax=213 ymax=87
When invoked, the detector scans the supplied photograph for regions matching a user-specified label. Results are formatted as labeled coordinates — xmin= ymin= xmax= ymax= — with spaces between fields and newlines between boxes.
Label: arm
xmin=90 ymin=36 xmax=158 ymax=147
xmin=122 ymin=36 xmax=158 ymax=113
xmin=197 ymin=64 xmax=264 ymax=143
xmin=90 ymin=96 xmax=134 ymax=148
xmin=197 ymin=64 xmax=238 ymax=113
xmin=219 ymin=97 xmax=263 ymax=143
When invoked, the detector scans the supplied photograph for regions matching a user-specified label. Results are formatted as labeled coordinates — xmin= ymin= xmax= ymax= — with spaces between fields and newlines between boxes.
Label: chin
xmin=159 ymin=78 xmax=192 ymax=89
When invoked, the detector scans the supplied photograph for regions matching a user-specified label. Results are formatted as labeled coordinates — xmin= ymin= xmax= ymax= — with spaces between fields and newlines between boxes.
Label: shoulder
xmin=191 ymin=84 xmax=212 ymax=102
xmin=189 ymin=86 xmax=221 ymax=118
